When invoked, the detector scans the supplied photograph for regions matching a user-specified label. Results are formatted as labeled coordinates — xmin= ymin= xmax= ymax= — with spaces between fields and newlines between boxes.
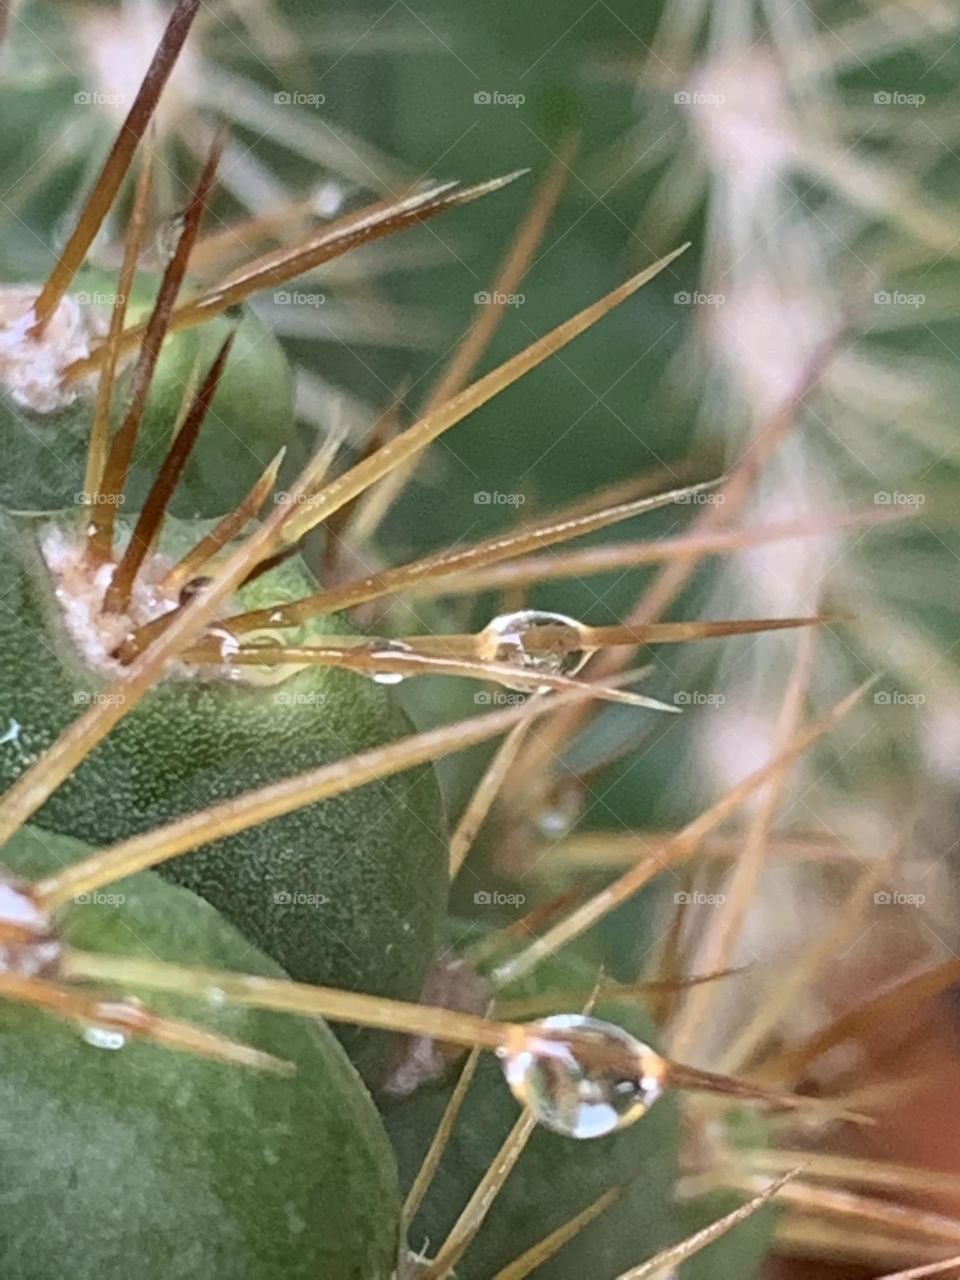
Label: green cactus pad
xmin=0 ymin=826 xmax=401 ymax=1280
xmin=0 ymin=268 xmax=297 ymax=516
xmin=0 ymin=511 xmax=448 ymax=1083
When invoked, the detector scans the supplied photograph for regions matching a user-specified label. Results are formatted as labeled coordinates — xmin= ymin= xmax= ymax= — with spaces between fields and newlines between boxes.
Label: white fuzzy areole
xmin=0 ymin=287 xmax=108 ymax=413
xmin=40 ymin=526 xmax=265 ymax=685
xmin=41 ymin=525 xmax=182 ymax=678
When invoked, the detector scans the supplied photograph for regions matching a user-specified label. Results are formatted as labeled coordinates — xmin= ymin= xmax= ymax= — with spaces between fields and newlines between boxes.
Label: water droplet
xmin=369 ymin=640 xmax=413 ymax=685
xmin=236 ymin=629 xmax=294 ymax=687
xmin=82 ymin=1024 xmax=127 ymax=1051
xmin=533 ymin=778 xmax=584 ymax=838
xmin=478 ymin=610 xmax=588 ymax=687
xmin=498 ymin=1014 xmax=666 ymax=1138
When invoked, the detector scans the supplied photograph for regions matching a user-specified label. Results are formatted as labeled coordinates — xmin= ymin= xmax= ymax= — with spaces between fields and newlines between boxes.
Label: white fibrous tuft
xmin=0 ymin=287 xmax=107 ymax=413
xmin=41 ymin=525 xmax=180 ymax=677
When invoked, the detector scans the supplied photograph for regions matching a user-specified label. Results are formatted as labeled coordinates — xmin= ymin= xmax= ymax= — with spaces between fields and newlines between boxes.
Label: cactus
xmin=0 ymin=3 xmax=957 ymax=1279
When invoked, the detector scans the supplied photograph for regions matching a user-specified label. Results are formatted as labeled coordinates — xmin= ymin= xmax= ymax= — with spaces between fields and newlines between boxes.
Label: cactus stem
xmin=0 ymin=446 xmax=334 ymax=846
xmin=103 ymin=332 xmax=235 ymax=614
xmin=80 ymin=149 xmax=155 ymax=525
xmin=492 ymin=679 xmax=876 ymax=987
xmin=28 ymin=0 xmax=202 ymax=336
xmin=28 ymin=687 xmax=604 ymax=911
xmin=86 ymin=129 xmax=225 ymax=561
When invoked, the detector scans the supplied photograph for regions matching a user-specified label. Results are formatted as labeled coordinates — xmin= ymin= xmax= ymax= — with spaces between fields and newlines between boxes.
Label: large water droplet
xmin=498 ymin=1014 xmax=666 ymax=1138
xmin=478 ymin=610 xmax=588 ymax=687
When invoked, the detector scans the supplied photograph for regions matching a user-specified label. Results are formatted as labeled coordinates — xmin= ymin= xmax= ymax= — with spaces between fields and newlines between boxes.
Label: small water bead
xmin=235 ymin=629 xmax=298 ymax=687
xmin=368 ymin=640 xmax=414 ymax=685
xmin=498 ymin=1014 xmax=667 ymax=1139
xmin=533 ymin=777 xmax=585 ymax=839
xmin=478 ymin=610 xmax=589 ymax=685
xmin=82 ymin=1024 xmax=127 ymax=1052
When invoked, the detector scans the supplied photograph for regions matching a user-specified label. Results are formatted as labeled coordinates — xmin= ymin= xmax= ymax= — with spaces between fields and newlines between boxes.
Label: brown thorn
xmin=159 ymin=449 xmax=286 ymax=595
xmin=29 ymin=0 xmax=202 ymax=335
xmin=220 ymin=477 xmax=716 ymax=635
xmin=87 ymin=128 xmax=225 ymax=563
xmin=103 ymin=332 xmax=236 ymax=614
xmin=66 ymin=172 xmax=528 ymax=377
xmin=81 ymin=148 xmax=155 ymax=532
xmin=347 ymin=140 xmax=578 ymax=544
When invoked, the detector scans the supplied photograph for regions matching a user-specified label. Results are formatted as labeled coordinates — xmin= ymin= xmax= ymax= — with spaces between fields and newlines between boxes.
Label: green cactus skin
xmin=0 ymin=827 xmax=401 ymax=1280
xmin=383 ymin=943 xmax=682 ymax=1279
xmin=0 ymin=511 xmax=448 ymax=1084
xmin=0 ymin=268 xmax=297 ymax=517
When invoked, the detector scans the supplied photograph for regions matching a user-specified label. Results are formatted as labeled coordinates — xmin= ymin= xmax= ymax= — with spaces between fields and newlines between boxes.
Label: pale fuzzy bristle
xmin=41 ymin=524 xmax=181 ymax=676
xmin=0 ymin=288 xmax=107 ymax=412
